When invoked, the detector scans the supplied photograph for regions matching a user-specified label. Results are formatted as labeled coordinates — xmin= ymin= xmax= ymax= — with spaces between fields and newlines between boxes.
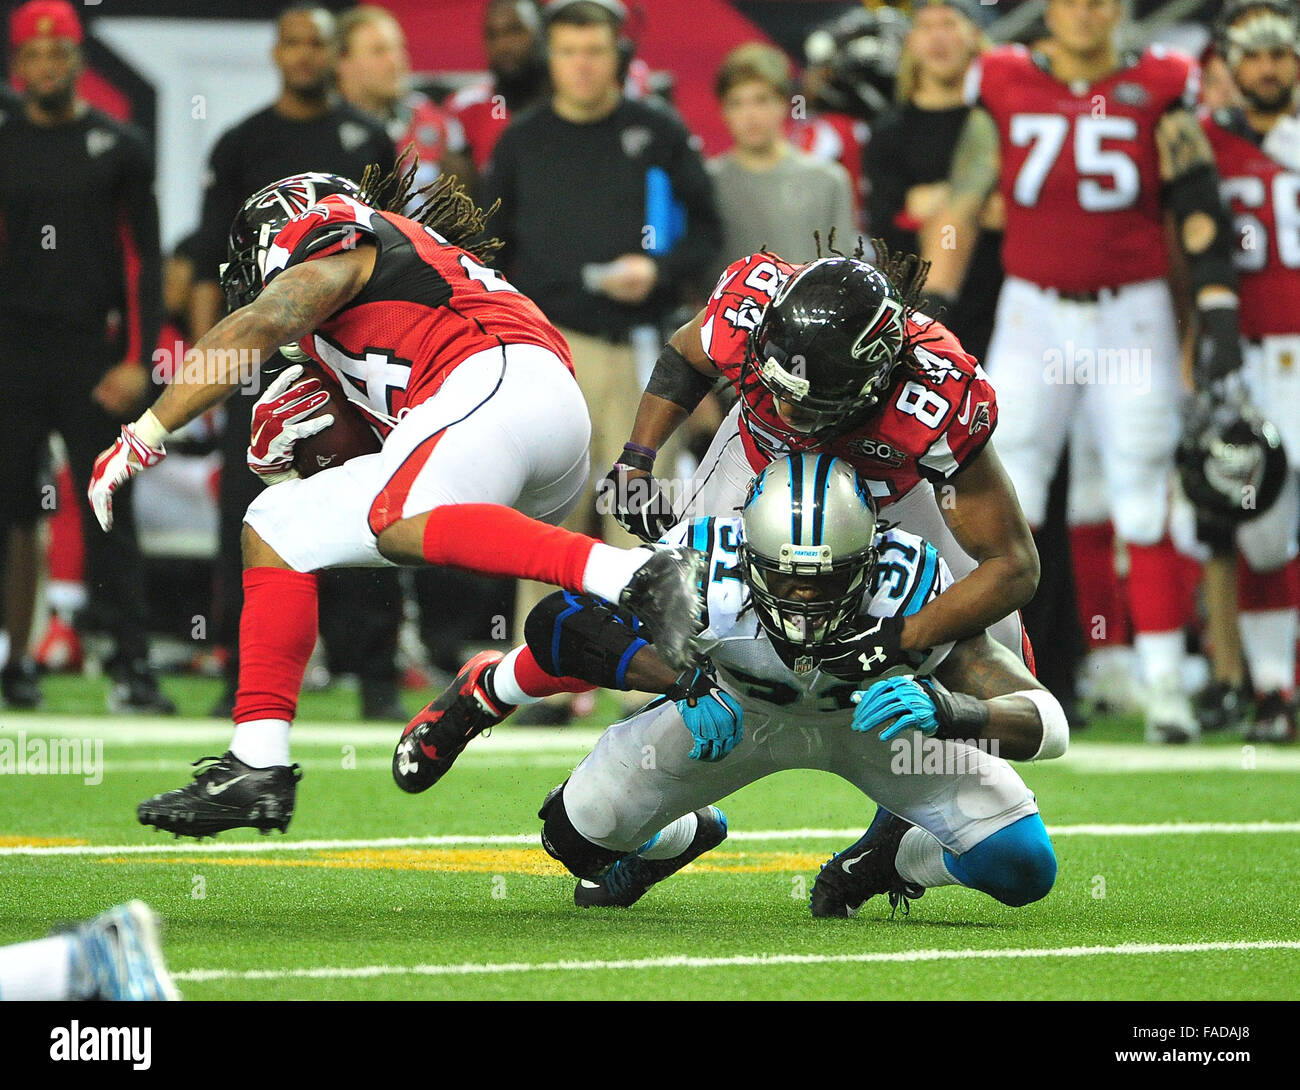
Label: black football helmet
xmin=1177 ymin=391 xmax=1287 ymax=524
xmin=803 ymin=5 xmax=910 ymax=120
xmin=741 ymin=257 xmax=908 ymax=441
xmin=220 ymin=172 xmax=366 ymax=312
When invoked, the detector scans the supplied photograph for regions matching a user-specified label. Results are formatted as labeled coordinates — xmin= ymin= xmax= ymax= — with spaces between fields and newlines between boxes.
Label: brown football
xmin=291 ymin=361 xmax=383 ymax=478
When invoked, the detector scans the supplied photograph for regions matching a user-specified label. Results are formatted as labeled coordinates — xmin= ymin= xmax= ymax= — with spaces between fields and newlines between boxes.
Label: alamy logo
xmin=50 ymin=1022 xmax=151 ymax=1071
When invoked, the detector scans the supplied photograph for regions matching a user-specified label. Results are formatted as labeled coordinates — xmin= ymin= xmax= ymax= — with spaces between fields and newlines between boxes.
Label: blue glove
xmin=850 ymin=676 xmax=939 ymax=741
xmin=668 ymin=669 xmax=744 ymax=762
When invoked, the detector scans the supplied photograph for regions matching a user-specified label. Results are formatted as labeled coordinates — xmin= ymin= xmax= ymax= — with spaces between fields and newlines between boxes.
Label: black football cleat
xmin=393 ymin=651 xmax=515 ymax=793
xmin=809 ymin=807 xmax=924 ymax=919
xmin=1194 ymin=680 xmax=1251 ymax=734
xmin=1 ymin=658 xmax=43 ymax=709
xmin=1246 ymin=690 xmax=1297 ymax=743
xmin=618 ymin=544 xmax=707 ymax=672
xmin=574 ymin=806 xmax=728 ymax=908
xmin=137 ymin=752 xmax=301 ymax=837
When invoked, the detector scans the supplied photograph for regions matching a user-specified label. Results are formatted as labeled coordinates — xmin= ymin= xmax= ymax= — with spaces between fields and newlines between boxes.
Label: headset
xmin=542 ymin=0 xmax=638 ymax=81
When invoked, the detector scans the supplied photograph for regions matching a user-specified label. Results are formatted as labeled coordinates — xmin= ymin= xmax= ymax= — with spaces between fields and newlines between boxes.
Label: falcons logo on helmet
xmin=251 ymin=174 xmax=334 ymax=217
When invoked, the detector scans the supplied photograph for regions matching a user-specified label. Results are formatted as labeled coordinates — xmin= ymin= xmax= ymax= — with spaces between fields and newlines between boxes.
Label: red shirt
xmin=971 ymin=44 xmax=1199 ymax=293
xmin=1202 ymin=108 xmax=1300 ymax=339
xmin=701 ymin=253 xmax=997 ymax=508
xmin=265 ymin=194 xmax=572 ymax=427
xmin=446 ymin=80 xmax=509 ymax=173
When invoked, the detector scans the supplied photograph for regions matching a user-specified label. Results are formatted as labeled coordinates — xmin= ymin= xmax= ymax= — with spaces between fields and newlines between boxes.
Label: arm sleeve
xmin=118 ymin=130 xmax=162 ymax=364
xmin=652 ymin=119 xmax=722 ymax=289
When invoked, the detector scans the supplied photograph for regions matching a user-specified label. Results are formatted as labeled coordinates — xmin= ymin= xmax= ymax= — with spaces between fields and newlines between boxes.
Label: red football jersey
xmin=970 ymin=44 xmax=1199 ymax=293
xmin=1203 ymin=108 xmax=1300 ymax=339
xmin=446 ymin=81 xmax=510 ymax=172
xmin=701 ymin=253 xmax=998 ymax=508
xmin=265 ymin=193 xmax=573 ymax=427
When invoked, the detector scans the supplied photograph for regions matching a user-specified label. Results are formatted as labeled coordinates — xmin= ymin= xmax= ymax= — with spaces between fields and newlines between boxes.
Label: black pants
xmin=214 ymin=374 xmax=401 ymax=691
xmin=0 ymin=315 xmax=150 ymax=666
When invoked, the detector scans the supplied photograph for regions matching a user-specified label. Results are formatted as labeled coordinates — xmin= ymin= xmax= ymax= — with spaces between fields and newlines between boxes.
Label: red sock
xmin=1125 ymin=538 xmax=1188 ymax=634
xmin=1238 ymin=555 xmax=1293 ymax=611
xmin=232 ymin=568 xmax=318 ymax=724
xmin=511 ymin=645 xmax=595 ymax=698
xmin=1070 ymin=522 xmax=1129 ymax=647
xmin=422 ymin=504 xmax=595 ymax=591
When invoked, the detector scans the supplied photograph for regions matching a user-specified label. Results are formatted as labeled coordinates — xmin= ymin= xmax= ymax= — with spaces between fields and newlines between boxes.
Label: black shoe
xmin=393 ymin=651 xmax=514 ymax=793
xmin=137 ymin=752 xmax=301 ymax=837
xmin=809 ymin=808 xmax=924 ymax=918
xmin=1195 ymin=680 xmax=1252 ymax=734
xmin=108 ymin=664 xmax=177 ymax=716
xmin=574 ymin=806 xmax=728 ymax=908
xmin=1246 ymin=690 xmax=1297 ymax=743
xmin=1 ymin=658 xmax=42 ymax=709
xmin=361 ymin=679 xmax=407 ymax=722
xmin=618 ymin=545 xmax=707 ymax=672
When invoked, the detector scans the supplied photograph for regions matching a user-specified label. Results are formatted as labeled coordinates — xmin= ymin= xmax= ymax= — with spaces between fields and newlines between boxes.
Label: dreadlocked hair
xmin=360 ymin=148 xmax=503 ymax=264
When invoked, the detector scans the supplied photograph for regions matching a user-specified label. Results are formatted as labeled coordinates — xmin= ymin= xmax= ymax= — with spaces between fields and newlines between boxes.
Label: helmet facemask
xmin=743 ymin=540 xmax=878 ymax=654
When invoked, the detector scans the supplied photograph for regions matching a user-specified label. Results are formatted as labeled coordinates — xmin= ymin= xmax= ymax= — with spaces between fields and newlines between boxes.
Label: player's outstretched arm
xmin=903 ymin=443 xmax=1040 ymax=653
xmin=1156 ymin=107 xmax=1242 ymax=386
xmin=148 ymin=245 xmax=377 ymax=433
xmin=918 ymin=106 xmax=1000 ymax=301
xmin=849 ymin=632 xmax=1067 ymax=762
xmin=87 ymin=245 xmax=376 ymax=531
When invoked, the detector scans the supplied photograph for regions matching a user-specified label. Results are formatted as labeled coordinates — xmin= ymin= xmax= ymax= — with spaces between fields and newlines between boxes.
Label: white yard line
xmin=172 ymin=939 xmax=1300 ymax=983
xmin=4 ymin=718 xmax=1300 ymax=770
xmin=3 ymin=821 xmax=1299 ymax=857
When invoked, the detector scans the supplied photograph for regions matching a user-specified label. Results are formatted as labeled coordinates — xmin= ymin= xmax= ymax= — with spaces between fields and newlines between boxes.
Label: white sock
xmin=489 ymin=647 xmax=544 ymax=707
xmin=229 ymin=718 xmax=291 ymax=768
xmin=0 ymin=934 xmax=77 ymax=1000
xmin=895 ymin=826 xmax=959 ymax=889
xmin=1240 ymin=608 xmax=1298 ymax=694
xmin=638 ymin=811 xmax=699 ymax=859
xmin=582 ymin=543 xmax=651 ymax=602
xmin=1134 ymin=630 xmax=1185 ymax=688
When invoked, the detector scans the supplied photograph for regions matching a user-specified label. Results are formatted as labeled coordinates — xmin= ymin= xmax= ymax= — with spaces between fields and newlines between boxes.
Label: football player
xmin=87 ymin=166 xmax=707 ymax=838
xmin=1193 ymin=0 xmax=1300 ymax=741
xmin=918 ymin=0 xmax=1246 ymax=742
xmin=397 ymin=455 xmax=1067 ymax=918
xmin=603 ymin=247 xmax=1041 ymax=687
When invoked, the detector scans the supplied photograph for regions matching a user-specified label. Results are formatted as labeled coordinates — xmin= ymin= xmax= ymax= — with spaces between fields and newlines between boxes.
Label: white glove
xmin=246 ymin=364 xmax=335 ymax=485
xmin=88 ymin=410 xmax=168 ymax=531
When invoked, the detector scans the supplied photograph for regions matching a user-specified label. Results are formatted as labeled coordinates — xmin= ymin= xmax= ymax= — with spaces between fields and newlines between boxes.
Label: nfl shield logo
xmin=794 ymin=656 xmax=814 ymax=675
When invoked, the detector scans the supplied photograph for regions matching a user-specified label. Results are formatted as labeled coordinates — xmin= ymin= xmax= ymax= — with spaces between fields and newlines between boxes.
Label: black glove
xmin=818 ymin=614 xmax=929 ymax=684
xmin=1196 ymin=301 xmax=1244 ymax=386
xmin=597 ymin=463 xmax=677 ymax=543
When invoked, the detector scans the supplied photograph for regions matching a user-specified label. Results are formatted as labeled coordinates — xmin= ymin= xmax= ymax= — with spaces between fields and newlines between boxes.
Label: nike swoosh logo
xmin=205 ymin=774 xmax=251 ymax=796
xmin=578 ymin=880 xmax=603 ymax=889
xmin=251 ymin=420 xmax=269 ymax=450
xmin=956 ymin=391 xmax=972 ymax=425
xmin=840 ymin=849 xmax=872 ymax=875
xmin=711 ymin=269 xmax=739 ymax=300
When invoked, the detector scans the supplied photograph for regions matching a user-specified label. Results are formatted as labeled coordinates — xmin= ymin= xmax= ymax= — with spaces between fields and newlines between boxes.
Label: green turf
xmin=1 ymin=678 xmax=1298 ymax=1000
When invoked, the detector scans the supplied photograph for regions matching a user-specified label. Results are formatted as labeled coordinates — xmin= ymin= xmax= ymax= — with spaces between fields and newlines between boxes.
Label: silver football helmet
xmin=739 ymin=453 xmax=879 ymax=655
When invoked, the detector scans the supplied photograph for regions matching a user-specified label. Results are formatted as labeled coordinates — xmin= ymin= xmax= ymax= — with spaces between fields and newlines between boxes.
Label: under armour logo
xmin=858 ymin=648 xmax=888 ymax=671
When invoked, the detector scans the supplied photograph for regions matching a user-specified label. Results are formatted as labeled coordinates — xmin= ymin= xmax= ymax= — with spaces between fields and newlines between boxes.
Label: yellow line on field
xmin=95 ymin=847 xmax=828 ymax=875
xmin=0 ymin=835 xmax=88 ymax=847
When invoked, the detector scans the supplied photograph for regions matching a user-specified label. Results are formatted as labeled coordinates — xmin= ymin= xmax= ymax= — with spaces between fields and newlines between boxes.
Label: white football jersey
xmin=661 ymin=516 xmax=955 ymax=727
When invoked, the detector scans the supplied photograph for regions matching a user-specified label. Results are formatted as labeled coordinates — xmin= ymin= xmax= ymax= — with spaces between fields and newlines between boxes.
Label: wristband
xmin=131 ymin=408 xmax=170 ymax=450
xmin=617 ymin=444 xmax=656 ymax=473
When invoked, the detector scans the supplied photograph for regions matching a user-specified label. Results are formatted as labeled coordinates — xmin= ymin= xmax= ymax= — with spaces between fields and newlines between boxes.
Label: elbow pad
xmin=645 ymin=343 xmax=716 ymax=414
